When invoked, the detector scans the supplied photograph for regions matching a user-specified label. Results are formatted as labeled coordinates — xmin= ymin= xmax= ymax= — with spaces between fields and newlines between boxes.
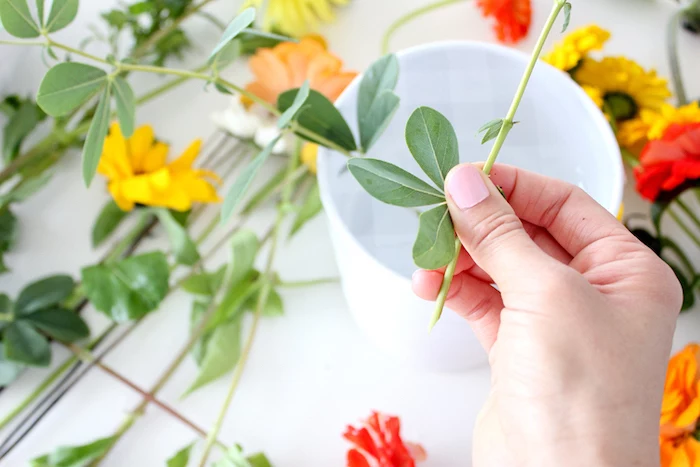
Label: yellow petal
xmin=140 ymin=142 xmax=169 ymax=174
xmin=128 ymin=125 xmax=156 ymax=172
xmin=168 ymin=139 xmax=203 ymax=172
xmin=107 ymin=180 xmax=135 ymax=211
xmin=97 ymin=123 xmax=133 ymax=180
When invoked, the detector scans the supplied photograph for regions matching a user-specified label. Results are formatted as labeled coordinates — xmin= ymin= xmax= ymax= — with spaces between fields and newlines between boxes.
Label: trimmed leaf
xmin=277 ymin=80 xmax=310 ymax=129
xmin=358 ymin=54 xmax=400 ymax=152
xmin=154 ymin=208 xmax=200 ymax=266
xmin=221 ymin=136 xmax=280 ymax=222
xmin=406 ymin=107 xmax=459 ymax=187
xmin=36 ymin=63 xmax=108 ymax=117
xmin=92 ymin=200 xmax=129 ymax=248
xmin=82 ymin=84 xmax=111 ymax=187
xmin=15 ymin=274 xmax=74 ymax=315
xmin=4 ymin=321 xmax=50 ymax=366
xmin=167 ymin=443 xmax=195 ymax=467
xmin=347 ymin=158 xmax=445 ymax=207
xmin=112 ymin=77 xmax=136 ymax=137
xmin=209 ymin=7 xmax=255 ymax=60
xmin=181 ymin=265 xmax=226 ymax=296
xmin=0 ymin=0 xmax=40 ymax=38
xmin=412 ymin=204 xmax=456 ymax=270
xmin=45 ymin=0 xmax=78 ymax=33
xmin=290 ymin=180 xmax=322 ymax=236
xmin=478 ymin=119 xmax=504 ymax=144
xmin=3 ymin=100 xmax=43 ymax=162
xmin=278 ymin=89 xmax=356 ymax=151
xmin=23 ymin=308 xmax=89 ymax=342
xmin=81 ymin=252 xmax=169 ymax=322
xmin=30 ymin=436 xmax=116 ymax=467
xmin=209 ymin=39 xmax=242 ymax=73
xmin=562 ymin=2 xmax=572 ymax=33
xmin=0 ymin=346 xmax=24 ymax=386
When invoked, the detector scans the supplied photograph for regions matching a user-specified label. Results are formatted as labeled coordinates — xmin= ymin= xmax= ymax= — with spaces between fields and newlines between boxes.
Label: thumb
xmin=445 ymin=163 xmax=549 ymax=291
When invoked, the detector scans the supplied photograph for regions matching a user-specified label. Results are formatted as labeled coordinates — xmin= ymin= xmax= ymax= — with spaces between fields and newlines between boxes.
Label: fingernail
xmin=446 ymin=165 xmax=489 ymax=210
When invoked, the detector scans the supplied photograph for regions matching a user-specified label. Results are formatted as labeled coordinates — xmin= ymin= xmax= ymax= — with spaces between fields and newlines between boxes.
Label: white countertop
xmin=1 ymin=0 xmax=699 ymax=465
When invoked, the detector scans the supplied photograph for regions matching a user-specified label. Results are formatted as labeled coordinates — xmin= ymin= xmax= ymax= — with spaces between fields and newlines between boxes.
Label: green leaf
xmin=3 ymin=100 xmax=43 ymax=162
xmin=30 ymin=436 xmax=116 ymax=467
xmin=36 ymin=63 xmax=108 ymax=117
xmin=412 ymin=204 xmax=456 ymax=270
xmin=290 ymin=180 xmax=322 ymax=237
xmin=0 ymin=172 xmax=53 ymax=205
xmin=241 ymin=164 xmax=287 ymax=214
xmin=208 ymin=274 xmax=260 ymax=332
xmin=406 ymin=107 xmax=459 ymax=188
xmin=154 ymin=208 xmax=200 ymax=266
xmin=81 ymin=252 xmax=170 ymax=322
xmin=167 ymin=442 xmax=195 ymax=467
xmin=209 ymin=7 xmax=255 ymax=60
xmin=246 ymin=453 xmax=273 ymax=467
xmin=278 ymin=89 xmax=356 ymax=151
xmin=92 ymin=200 xmax=129 ymax=248
xmin=4 ymin=321 xmax=50 ymax=366
xmin=562 ymin=2 xmax=572 ymax=33
xmin=0 ymin=345 xmax=24 ymax=386
xmin=221 ymin=136 xmax=280 ymax=222
xmin=238 ymin=28 xmax=290 ymax=54
xmin=358 ymin=54 xmax=400 ymax=152
xmin=184 ymin=315 xmax=242 ymax=396
xmin=0 ymin=293 xmax=11 ymax=315
xmin=45 ymin=0 xmax=78 ymax=33
xmin=112 ymin=77 xmax=135 ymax=138
xmin=35 ymin=0 xmax=44 ymax=25
xmin=209 ymin=40 xmax=242 ymax=73
xmin=277 ymin=81 xmax=310 ymax=129
xmin=228 ymin=229 xmax=260 ymax=286
xmin=0 ymin=208 xmax=17 ymax=274
xmin=478 ymin=119 xmax=505 ymax=144
xmin=82 ymin=84 xmax=112 ymax=187
xmin=23 ymin=308 xmax=89 ymax=343
xmin=0 ymin=0 xmax=40 ymax=38
xmin=15 ymin=274 xmax=75 ymax=315
xmin=181 ymin=265 xmax=227 ymax=296
xmin=244 ymin=286 xmax=283 ymax=317
xmin=214 ymin=445 xmax=251 ymax=467
xmin=347 ymin=158 xmax=445 ymax=207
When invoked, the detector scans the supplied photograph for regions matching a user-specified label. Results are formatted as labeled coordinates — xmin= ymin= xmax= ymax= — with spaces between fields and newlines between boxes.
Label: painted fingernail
xmin=446 ymin=165 xmax=489 ymax=210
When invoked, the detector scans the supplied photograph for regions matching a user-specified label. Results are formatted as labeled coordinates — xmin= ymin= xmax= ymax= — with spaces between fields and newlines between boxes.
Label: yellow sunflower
xmin=97 ymin=124 xmax=220 ymax=212
xmin=543 ymin=25 xmax=610 ymax=73
xmin=617 ymin=102 xmax=700 ymax=156
xmin=243 ymin=0 xmax=349 ymax=37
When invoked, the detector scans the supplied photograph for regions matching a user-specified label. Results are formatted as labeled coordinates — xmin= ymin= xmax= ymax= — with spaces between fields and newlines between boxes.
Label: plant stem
xmin=667 ymin=10 xmax=688 ymax=106
xmin=0 ymin=134 xmax=60 ymax=184
xmin=669 ymin=209 xmax=700 ymax=250
xmin=104 ymin=212 xmax=155 ymax=263
xmin=428 ymin=237 xmax=461 ymax=330
xmin=677 ymin=198 xmax=700 ymax=231
xmin=381 ymin=0 xmax=467 ymax=54
xmin=277 ymin=277 xmax=339 ymax=288
xmin=45 ymin=38 xmax=109 ymax=64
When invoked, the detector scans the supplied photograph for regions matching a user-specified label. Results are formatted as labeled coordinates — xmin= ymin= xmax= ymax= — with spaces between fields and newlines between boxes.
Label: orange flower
xmin=245 ymin=36 xmax=357 ymax=106
xmin=344 ymin=412 xmax=427 ymax=467
xmin=476 ymin=0 xmax=532 ymax=43
xmin=662 ymin=436 xmax=700 ymax=467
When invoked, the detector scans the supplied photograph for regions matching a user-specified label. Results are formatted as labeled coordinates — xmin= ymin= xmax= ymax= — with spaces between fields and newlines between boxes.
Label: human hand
xmin=412 ymin=163 xmax=683 ymax=467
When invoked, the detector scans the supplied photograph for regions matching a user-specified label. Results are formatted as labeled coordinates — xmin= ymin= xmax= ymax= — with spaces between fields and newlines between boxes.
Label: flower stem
xmin=429 ymin=237 xmax=461 ymax=331
xmin=104 ymin=212 xmax=155 ymax=263
xmin=669 ymin=209 xmax=700 ymax=250
xmin=667 ymin=10 xmax=688 ymax=106
xmin=381 ymin=0 xmax=467 ymax=54
xmin=277 ymin=277 xmax=339 ymax=288
xmin=45 ymin=37 xmax=109 ymax=64
xmin=677 ymin=198 xmax=700 ymax=232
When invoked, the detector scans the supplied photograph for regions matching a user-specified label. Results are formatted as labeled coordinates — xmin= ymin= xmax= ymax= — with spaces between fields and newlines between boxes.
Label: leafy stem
xmin=667 ymin=9 xmax=688 ymax=106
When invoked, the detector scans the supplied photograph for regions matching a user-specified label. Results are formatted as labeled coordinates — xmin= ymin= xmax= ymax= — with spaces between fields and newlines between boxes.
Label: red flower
xmin=634 ymin=122 xmax=700 ymax=202
xmin=344 ymin=412 xmax=427 ymax=467
xmin=476 ymin=0 xmax=532 ymax=43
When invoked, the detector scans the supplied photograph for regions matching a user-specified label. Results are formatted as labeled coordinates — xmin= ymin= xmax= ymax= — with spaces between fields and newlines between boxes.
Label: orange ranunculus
xmin=344 ymin=412 xmax=426 ymax=467
xmin=245 ymin=36 xmax=357 ymax=106
xmin=476 ymin=0 xmax=532 ymax=44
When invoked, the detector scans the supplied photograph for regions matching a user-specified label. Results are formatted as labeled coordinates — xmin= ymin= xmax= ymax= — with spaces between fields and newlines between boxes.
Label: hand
xmin=412 ymin=163 xmax=682 ymax=467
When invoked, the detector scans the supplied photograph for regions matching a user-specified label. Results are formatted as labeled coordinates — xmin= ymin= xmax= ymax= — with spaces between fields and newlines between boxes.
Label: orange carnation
xmin=476 ymin=0 xmax=532 ymax=43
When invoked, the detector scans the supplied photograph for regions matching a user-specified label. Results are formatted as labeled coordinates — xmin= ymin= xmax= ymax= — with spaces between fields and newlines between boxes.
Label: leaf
xmin=35 ymin=0 xmax=44 ymax=25
xmin=347 ymin=158 xmax=445 ymax=207
xmin=184 ymin=315 xmax=242 ymax=396
xmin=277 ymin=81 xmax=310 ymax=129
xmin=214 ymin=445 xmax=251 ymax=467
xmin=209 ymin=40 xmax=242 ymax=73
xmin=0 ymin=346 xmax=24 ymax=386
xmin=15 ymin=274 xmax=75 ymax=315
xmin=241 ymin=164 xmax=287 ymax=214
xmin=112 ymin=77 xmax=136 ymax=138
xmin=208 ymin=274 xmax=260 ymax=332
xmin=412 ymin=204 xmax=456 ymax=270
xmin=358 ymin=54 xmax=400 ymax=152
xmin=36 ymin=63 xmax=108 ymax=117
xmin=81 ymin=252 xmax=170 ymax=322
xmin=228 ymin=229 xmax=260 ymax=286
xmin=562 ymin=2 xmax=572 ymax=33
xmin=45 ymin=0 xmax=78 ymax=33
xmin=3 ymin=100 xmax=43 ymax=162
xmin=209 ymin=7 xmax=255 ymax=60
xmin=246 ymin=453 xmax=273 ymax=467
xmin=92 ymin=200 xmax=129 ymax=248
xmin=154 ymin=208 xmax=200 ymax=266
xmin=406 ymin=107 xmax=459 ymax=187
xmin=181 ymin=265 xmax=227 ymax=296
xmin=167 ymin=442 xmax=195 ymax=467
xmin=290 ymin=181 xmax=322 ymax=237
xmin=0 ymin=172 xmax=53 ymax=205
xmin=478 ymin=119 xmax=505 ymax=145
xmin=238 ymin=28 xmax=289 ymax=54
xmin=278 ymin=89 xmax=357 ymax=151
xmin=0 ymin=293 xmax=10 ymax=316
xmin=0 ymin=0 xmax=40 ymax=38
xmin=4 ymin=321 xmax=50 ymax=366
xmin=221 ymin=136 xmax=280 ymax=222
xmin=0 ymin=208 xmax=17 ymax=274
xmin=23 ymin=308 xmax=89 ymax=343
xmin=244 ymin=286 xmax=283 ymax=317
xmin=30 ymin=436 xmax=116 ymax=467
xmin=82 ymin=84 xmax=112 ymax=187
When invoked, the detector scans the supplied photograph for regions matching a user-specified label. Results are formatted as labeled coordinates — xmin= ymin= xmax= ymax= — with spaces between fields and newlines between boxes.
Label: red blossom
xmin=634 ymin=122 xmax=700 ymax=202
xmin=476 ymin=0 xmax=532 ymax=43
xmin=344 ymin=412 xmax=426 ymax=467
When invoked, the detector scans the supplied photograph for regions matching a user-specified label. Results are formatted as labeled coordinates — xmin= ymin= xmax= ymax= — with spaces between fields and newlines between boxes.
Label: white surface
xmin=0 ymin=0 xmax=698 ymax=465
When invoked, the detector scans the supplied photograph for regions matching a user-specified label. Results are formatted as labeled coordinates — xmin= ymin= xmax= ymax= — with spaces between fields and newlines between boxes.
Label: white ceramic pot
xmin=317 ymin=41 xmax=624 ymax=372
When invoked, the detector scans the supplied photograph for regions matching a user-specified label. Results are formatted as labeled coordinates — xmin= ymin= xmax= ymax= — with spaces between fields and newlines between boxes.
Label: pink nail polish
xmin=446 ymin=165 xmax=490 ymax=210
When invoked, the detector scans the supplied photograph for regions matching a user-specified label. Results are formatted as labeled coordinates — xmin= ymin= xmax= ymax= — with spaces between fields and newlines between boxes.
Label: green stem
xmin=104 ymin=212 xmax=154 ymax=263
xmin=135 ymin=64 xmax=209 ymax=105
xmin=667 ymin=10 xmax=688 ymax=106
xmin=277 ymin=277 xmax=339 ymax=288
xmin=46 ymin=38 xmax=109 ymax=64
xmin=677 ymin=198 xmax=700 ymax=231
xmin=669 ymin=209 xmax=700 ymax=250
xmin=429 ymin=237 xmax=461 ymax=331
xmin=381 ymin=0 xmax=466 ymax=54
xmin=0 ymin=134 xmax=60 ymax=184
xmin=0 ymin=39 xmax=45 ymax=46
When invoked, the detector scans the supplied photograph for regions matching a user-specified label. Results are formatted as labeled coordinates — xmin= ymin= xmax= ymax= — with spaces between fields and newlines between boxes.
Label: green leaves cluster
xmin=358 ymin=54 xmax=400 ymax=152
xmin=165 ymin=442 xmax=272 ymax=467
xmin=0 ymin=0 xmax=78 ymax=38
xmin=0 ymin=275 xmax=88 ymax=370
xmin=30 ymin=436 xmax=116 ymax=467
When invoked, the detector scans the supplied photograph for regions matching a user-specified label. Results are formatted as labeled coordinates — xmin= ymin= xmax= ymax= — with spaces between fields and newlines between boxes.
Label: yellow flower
xmin=543 ymin=25 xmax=610 ymax=72
xmin=301 ymin=143 xmax=318 ymax=174
xmin=617 ymin=117 xmax=652 ymax=156
xmin=581 ymin=84 xmax=604 ymax=108
xmin=243 ymin=0 xmax=349 ymax=37
xmin=97 ymin=124 xmax=220 ymax=212
xmin=616 ymin=103 xmax=700 ymax=155
xmin=575 ymin=56 xmax=671 ymax=122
